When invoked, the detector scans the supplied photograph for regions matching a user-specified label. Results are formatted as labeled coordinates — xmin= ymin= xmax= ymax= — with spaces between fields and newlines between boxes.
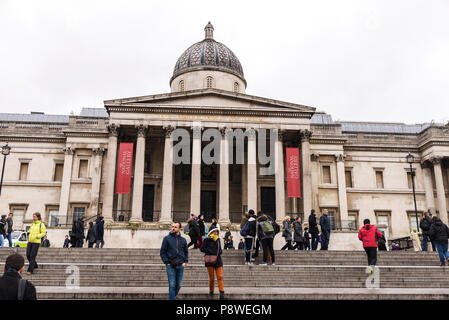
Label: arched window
xmin=206 ymin=76 xmax=213 ymax=89
xmin=233 ymin=82 xmax=239 ymax=93
xmin=179 ymin=80 xmax=184 ymax=92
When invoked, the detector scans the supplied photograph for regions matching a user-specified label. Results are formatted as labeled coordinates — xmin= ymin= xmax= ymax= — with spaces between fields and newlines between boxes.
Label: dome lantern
xmin=204 ymin=21 xmax=214 ymax=39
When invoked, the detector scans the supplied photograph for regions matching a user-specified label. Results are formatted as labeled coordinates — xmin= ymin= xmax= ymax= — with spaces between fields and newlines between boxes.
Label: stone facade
xmin=0 ymin=24 xmax=448 ymax=249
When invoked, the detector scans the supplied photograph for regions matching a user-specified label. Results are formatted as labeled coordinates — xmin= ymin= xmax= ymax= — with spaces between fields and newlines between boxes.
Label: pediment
xmin=104 ymin=88 xmax=315 ymax=118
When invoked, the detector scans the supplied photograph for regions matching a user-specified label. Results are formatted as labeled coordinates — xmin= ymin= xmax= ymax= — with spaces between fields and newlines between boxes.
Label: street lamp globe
xmin=1 ymin=143 xmax=11 ymax=156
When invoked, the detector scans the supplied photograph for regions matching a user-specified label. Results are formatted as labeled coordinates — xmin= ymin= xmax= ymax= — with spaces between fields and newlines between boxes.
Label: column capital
xmin=107 ymin=124 xmax=119 ymax=137
xmin=430 ymin=156 xmax=443 ymax=165
xmin=334 ymin=154 xmax=346 ymax=162
xmin=247 ymin=128 xmax=256 ymax=141
xmin=136 ymin=124 xmax=148 ymax=138
xmin=300 ymin=129 xmax=312 ymax=142
xmin=163 ymin=125 xmax=175 ymax=138
xmin=277 ymin=129 xmax=286 ymax=142
xmin=63 ymin=147 xmax=75 ymax=155
xmin=191 ymin=126 xmax=203 ymax=139
xmin=92 ymin=147 xmax=105 ymax=156
xmin=311 ymin=153 xmax=319 ymax=162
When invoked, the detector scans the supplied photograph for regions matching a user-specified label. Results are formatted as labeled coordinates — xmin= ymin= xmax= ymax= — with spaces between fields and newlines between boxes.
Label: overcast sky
xmin=1 ymin=0 xmax=448 ymax=124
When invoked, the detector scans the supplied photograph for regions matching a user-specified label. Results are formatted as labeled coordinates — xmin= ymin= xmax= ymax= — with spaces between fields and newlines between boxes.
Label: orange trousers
xmin=207 ymin=266 xmax=224 ymax=293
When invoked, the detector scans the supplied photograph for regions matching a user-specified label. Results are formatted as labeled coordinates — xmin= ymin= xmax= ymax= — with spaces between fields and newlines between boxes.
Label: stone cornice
xmin=106 ymin=103 xmax=312 ymax=119
xmin=419 ymin=140 xmax=449 ymax=151
xmin=104 ymin=88 xmax=315 ymax=113
xmin=0 ymin=135 xmax=66 ymax=143
xmin=310 ymin=138 xmax=346 ymax=145
xmin=344 ymin=145 xmax=420 ymax=152
xmin=63 ymin=131 xmax=109 ymax=138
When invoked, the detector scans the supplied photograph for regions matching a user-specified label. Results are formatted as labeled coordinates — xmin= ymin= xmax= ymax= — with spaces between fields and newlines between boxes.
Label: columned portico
xmin=130 ymin=125 xmax=147 ymax=223
xmin=103 ymin=124 xmax=118 ymax=223
xmin=218 ymin=127 xmax=230 ymax=225
xmin=160 ymin=125 xmax=175 ymax=224
xmin=432 ymin=156 xmax=448 ymax=224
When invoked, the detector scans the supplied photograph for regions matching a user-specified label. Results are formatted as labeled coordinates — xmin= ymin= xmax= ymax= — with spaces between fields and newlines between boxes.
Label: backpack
xmin=272 ymin=221 xmax=280 ymax=234
xmin=262 ymin=220 xmax=274 ymax=234
xmin=240 ymin=221 xmax=250 ymax=237
xmin=421 ymin=218 xmax=430 ymax=231
xmin=183 ymin=224 xmax=190 ymax=235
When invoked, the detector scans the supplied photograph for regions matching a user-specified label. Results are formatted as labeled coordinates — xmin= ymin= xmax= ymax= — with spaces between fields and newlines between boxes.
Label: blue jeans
xmin=422 ymin=234 xmax=436 ymax=251
xmin=321 ymin=231 xmax=330 ymax=250
xmin=6 ymin=233 xmax=12 ymax=247
xmin=435 ymin=242 xmax=449 ymax=265
xmin=0 ymin=235 xmax=4 ymax=247
xmin=166 ymin=265 xmax=184 ymax=300
xmin=311 ymin=233 xmax=319 ymax=250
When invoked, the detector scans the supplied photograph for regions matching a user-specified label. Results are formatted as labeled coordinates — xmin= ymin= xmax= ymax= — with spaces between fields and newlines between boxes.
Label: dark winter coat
xmin=86 ymin=227 xmax=96 ymax=243
xmin=63 ymin=238 xmax=70 ymax=248
xmin=320 ymin=215 xmax=331 ymax=233
xmin=6 ymin=218 xmax=13 ymax=233
xmin=293 ymin=221 xmax=304 ymax=243
xmin=308 ymin=213 xmax=319 ymax=235
xmin=200 ymin=237 xmax=223 ymax=267
xmin=256 ymin=216 xmax=275 ymax=240
xmin=0 ymin=220 xmax=7 ymax=235
xmin=188 ymin=219 xmax=201 ymax=237
xmin=160 ymin=232 xmax=189 ymax=266
xmin=238 ymin=241 xmax=244 ymax=250
xmin=282 ymin=220 xmax=292 ymax=241
xmin=198 ymin=219 xmax=206 ymax=236
xmin=429 ymin=218 xmax=449 ymax=244
xmin=75 ymin=219 xmax=85 ymax=240
xmin=95 ymin=220 xmax=104 ymax=241
xmin=0 ymin=269 xmax=36 ymax=300
xmin=419 ymin=216 xmax=432 ymax=235
xmin=245 ymin=217 xmax=257 ymax=238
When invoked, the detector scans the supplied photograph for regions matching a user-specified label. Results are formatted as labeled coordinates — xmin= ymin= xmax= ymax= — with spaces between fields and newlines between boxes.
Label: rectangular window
xmin=54 ymin=163 xmax=64 ymax=182
xmin=9 ymin=205 xmax=27 ymax=231
xmin=408 ymin=211 xmax=422 ymax=232
xmin=78 ymin=160 xmax=88 ymax=178
xmin=375 ymin=211 xmax=391 ymax=233
xmin=376 ymin=171 xmax=384 ymax=189
xmin=19 ymin=163 xmax=29 ymax=181
xmin=347 ymin=213 xmax=358 ymax=230
xmin=407 ymin=172 xmax=413 ymax=189
xmin=345 ymin=170 xmax=353 ymax=188
xmin=48 ymin=209 xmax=59 ymax=227
xmin=322 ymin=166 xmax=331 ymax=184
xmin=73 ymin=207 xmax=85 ymax=223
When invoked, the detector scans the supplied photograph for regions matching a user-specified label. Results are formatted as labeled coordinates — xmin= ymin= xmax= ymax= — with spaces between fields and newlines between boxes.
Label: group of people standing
xmin=66 ymin=216 xmax=105 ymax=248
xmin=419 ymin=210 xmax=449 ymax=266
xmin=0 ymin=213 xmax=14 ymax=247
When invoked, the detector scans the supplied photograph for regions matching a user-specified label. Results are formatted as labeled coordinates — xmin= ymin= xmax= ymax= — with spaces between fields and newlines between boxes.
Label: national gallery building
xmin=1 ymin=23 xmax=448 ymax=249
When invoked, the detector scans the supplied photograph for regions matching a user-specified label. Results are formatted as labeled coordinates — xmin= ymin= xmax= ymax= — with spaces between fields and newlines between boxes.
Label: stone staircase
xmin=1 ymin=248 xmax=447 ymax=299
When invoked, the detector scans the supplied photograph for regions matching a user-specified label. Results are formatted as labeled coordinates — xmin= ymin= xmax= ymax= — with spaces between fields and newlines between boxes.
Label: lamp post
xmin=406 ymin=152 xmax=419 ymax=232
xmin=0 ymin=143 xmax=11 ymax=197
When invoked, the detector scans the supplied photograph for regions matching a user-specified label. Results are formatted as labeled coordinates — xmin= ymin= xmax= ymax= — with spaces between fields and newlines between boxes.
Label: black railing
xmin=113 ymin=210 xmax=131 ymax=222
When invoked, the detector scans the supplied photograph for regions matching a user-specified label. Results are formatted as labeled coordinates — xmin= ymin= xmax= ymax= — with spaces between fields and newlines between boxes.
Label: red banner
xmin=116 ymin=143 xmax=134 ymax=194
xmin=286 ymin=148 xmax=301 ymax=198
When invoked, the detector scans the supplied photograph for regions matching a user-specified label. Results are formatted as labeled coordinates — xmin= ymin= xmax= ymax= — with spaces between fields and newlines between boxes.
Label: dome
xmin=170 ymin=22 xmax=246 ymax=86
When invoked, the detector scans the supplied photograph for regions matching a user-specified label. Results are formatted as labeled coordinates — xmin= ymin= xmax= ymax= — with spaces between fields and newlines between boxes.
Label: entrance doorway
xmin=142 ymin=184 xmax=155 ymax=222
xmin=201 ymin=190 xmax=216 ymax=222
xmin=260 ymin=187 xmax=276 ymax=220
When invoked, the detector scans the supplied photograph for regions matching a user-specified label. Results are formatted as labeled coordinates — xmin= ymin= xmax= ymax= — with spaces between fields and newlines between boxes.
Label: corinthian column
xmin=159 ymin=125 xmax=175 ymax=224
xmin=432 ymin=157 xmax=448 ymax=224
xmin=247 ymin=128 xmax=257 ymax=213
xmin=103 ymin=124 xmax=118 ymax=223
xmin=59 ymin=147 xmax=75 ymax=221
xmin=218 ymin=127 xmax=230 ymax=225
xmin=130 ymin=125 xmax=147 ymax=223
xmin=300 ymin=129 xmax=312 ymax=216
xmin=90 ymin=147 xmax=105 ymax=217
xmin=190 ymin=126 xmax=202 ymax=215
xmin=335 ymin=154 xmax=348 ymax=222
xmin=421 ymin=162 xmax=435 ymax=215
xmin=275 ymin=130 xmax=286 ymax=224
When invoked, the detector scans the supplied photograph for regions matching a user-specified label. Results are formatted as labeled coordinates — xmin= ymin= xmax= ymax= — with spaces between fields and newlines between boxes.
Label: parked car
xmin=3 ymin=230 xmax=28 ymax=247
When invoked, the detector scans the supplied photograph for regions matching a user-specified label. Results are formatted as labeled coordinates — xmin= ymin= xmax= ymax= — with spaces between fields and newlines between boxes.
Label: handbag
xmin=204 ymin=239 xmax=220 ymax=267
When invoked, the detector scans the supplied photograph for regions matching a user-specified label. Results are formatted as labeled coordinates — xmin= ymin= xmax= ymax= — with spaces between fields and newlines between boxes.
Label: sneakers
xmin=440 ymin=263 xmax=445 ymax=267
xmin=259 ymin=262 xmax=268 ymax=266
xmin=368 ymin=266 xmax=374 ymax=275
xmin=268 ymin=262 xmax=275 ymax=266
